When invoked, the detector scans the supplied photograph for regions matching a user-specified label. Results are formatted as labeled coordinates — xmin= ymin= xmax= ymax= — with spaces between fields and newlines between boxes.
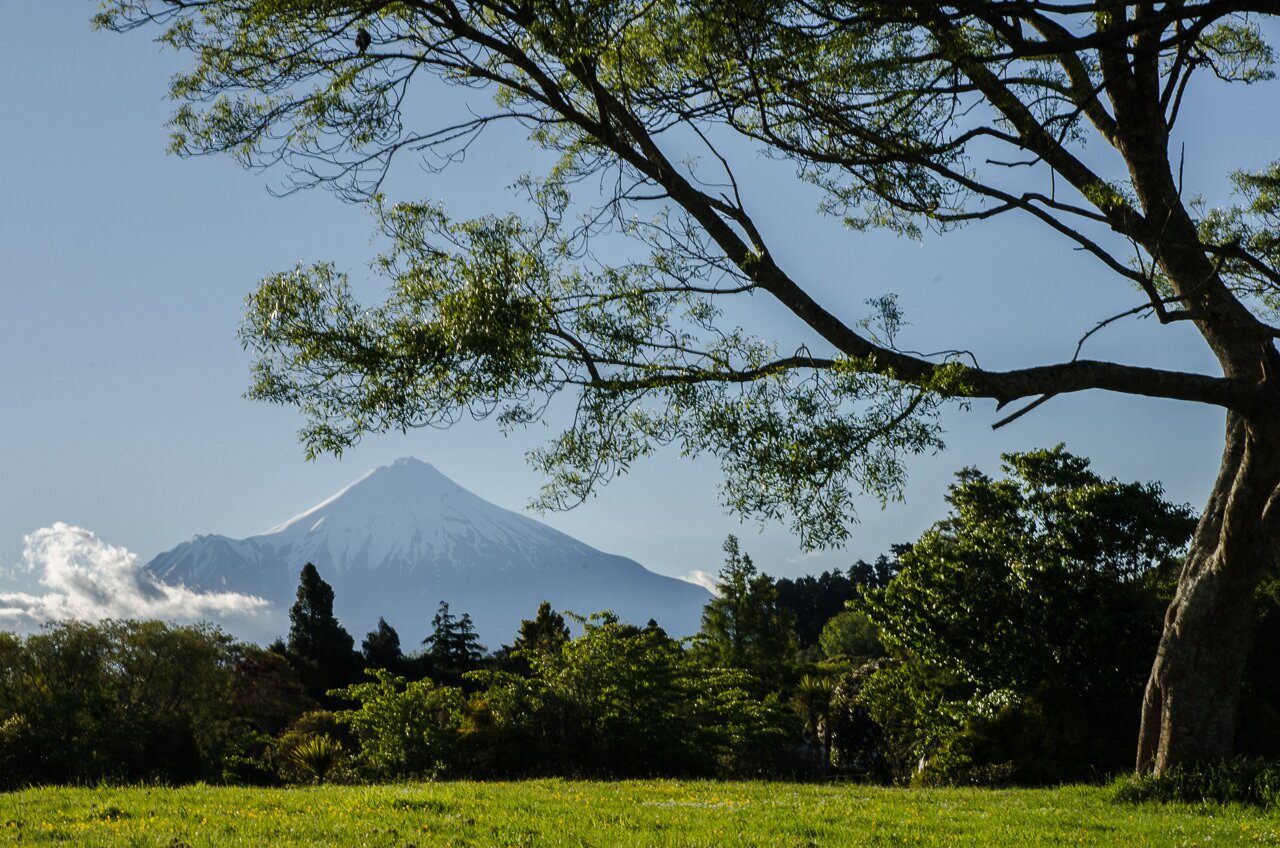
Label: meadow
xmin=1 ymin=780 xmax=1277 ymax=847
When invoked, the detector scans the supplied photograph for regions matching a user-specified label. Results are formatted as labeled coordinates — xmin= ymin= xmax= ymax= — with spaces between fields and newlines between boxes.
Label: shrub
xmin=332 ymin=669 xmax=465 ymax=780
xmin=915 ymin=687 xmax=1129 ymax=787
xmin=1113 ymin=759 xmax=1280 ymax=809
xmin=273 ymin=711 xmax=356 ymax=784
xmin=289 ymin=735 xmax=345 ymax=784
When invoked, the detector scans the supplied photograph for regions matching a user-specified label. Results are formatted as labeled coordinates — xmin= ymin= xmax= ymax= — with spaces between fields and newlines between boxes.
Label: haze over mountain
xmin=144 ymin=458 xmax=712 ymax=644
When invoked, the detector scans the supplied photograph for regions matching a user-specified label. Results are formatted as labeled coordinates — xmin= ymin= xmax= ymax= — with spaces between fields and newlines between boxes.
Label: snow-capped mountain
xmin=144 ymin=458 xmax=711 ymax=644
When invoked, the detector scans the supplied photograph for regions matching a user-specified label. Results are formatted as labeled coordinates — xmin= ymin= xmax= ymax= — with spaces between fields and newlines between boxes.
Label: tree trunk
xmin=1136 ymin=413 xmax=1280 ymax=773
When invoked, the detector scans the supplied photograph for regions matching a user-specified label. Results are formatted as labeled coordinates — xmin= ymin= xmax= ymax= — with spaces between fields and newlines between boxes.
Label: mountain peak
xmin=261 ymin=457 xmax=467 ymax=537
xmin=144 ymin=457 xmax=711 ymax=642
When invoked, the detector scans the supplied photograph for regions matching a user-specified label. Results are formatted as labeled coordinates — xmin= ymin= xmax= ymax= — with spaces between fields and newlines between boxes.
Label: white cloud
xmin=679 ymin=569 xmax=721 ymax=596
xmin=0 ymin=522 xmax=270 ymax=627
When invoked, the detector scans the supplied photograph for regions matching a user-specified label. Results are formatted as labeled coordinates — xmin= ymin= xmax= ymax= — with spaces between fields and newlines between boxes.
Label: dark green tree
xmin=422 ymin=601 xmax=486 ymax=682
xmin=0 ymin=621 xmax=241 ymax=786
xmin=774 ymin=568 xmax=859 ymax=648
xmin=287 ymin=563 xmax=360 ymax=702
xmin=850 ymin=555 xmax=902 ymax=595
xmin=513 ymin=602 xmax=570 ymax=657
xmin=862 ymin=446 xmax=1197 ymax=781
xmin=361 ymin=617 xmax=404 ymax=674
xmin=471 ymin=611 xmax=792 ymax=776
xmin=99 ymin=0 xmax=1280 ymax=772
xmin=695 ymin=536 xmax=799 ymax=693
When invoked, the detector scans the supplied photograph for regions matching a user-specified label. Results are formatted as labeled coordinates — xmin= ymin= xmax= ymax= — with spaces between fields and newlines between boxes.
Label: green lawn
xmin=1 ymin=780 xmax=1276 ymax=846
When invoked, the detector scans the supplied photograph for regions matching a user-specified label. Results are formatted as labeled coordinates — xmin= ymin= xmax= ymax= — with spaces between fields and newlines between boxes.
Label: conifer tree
xmin=422 ymin=601 xmax=486 ymax=682
xmin=696 ymin=536 xmax=799 ymax=693
xmin=361 ymin=617 xmax=404 ymax=674
xmin=512 ymin=601 xmax=571 ymax=658
xmin=287 ymin=562 xmax=358 ymax=701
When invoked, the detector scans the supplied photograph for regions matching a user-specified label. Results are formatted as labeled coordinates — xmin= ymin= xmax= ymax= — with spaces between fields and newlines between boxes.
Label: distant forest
xmin=4 ymin=448 xmax=1280 ymax=788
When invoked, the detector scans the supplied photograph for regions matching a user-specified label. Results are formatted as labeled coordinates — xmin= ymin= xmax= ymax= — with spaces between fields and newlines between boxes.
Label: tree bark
xmin=1136 ymin=413 xmax=1280 ymax=773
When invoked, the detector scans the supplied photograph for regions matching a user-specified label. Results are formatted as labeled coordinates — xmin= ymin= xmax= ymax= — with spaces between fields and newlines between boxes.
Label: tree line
xmin=4 ymin=448 xmax=1279 ymax=788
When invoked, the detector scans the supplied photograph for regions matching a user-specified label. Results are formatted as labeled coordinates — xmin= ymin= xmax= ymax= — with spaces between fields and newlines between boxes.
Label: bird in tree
xmin=354 ymin=28 xmax=370 ymax=55
xmin=97 ymin=0 xmax=1280 ymax=774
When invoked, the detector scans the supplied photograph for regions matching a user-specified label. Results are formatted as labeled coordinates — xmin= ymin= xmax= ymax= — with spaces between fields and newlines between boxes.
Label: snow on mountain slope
xmin=145 ymin=458 xmax=711 ymax=643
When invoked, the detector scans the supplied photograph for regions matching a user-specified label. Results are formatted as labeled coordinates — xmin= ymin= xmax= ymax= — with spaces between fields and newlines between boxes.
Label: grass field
xmin=1 ymin=780 xmax=1277 ymax=847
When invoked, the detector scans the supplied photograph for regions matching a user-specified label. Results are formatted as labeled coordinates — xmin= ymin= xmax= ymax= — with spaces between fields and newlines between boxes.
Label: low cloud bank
xmin=679 ymin=569 xmax=721 ymax=596
xmin=0 ymin=522 xmax=270 ymax=627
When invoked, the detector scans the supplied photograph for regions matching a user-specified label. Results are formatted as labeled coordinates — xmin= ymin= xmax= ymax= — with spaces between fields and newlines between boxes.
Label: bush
xmin=219 ymin=728 xmax=280 ymax=786
xmin=273 ymin=711 xmax=356 ymax=784
xmin=826 ymin=661 xmax=890 ymax=782
xmin=1113 ymin=759 xmax=1280 ymax=809
xmin=915 ymin=687 xmax=1131 ymax=787
xmin=289 ymin=735 xmax=345 ymax=784
xmin=332 ymin=670 xmax=465 ymax=780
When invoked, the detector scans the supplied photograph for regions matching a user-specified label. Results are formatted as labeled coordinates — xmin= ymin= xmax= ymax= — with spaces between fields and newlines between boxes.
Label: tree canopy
xmin=866 ymin=446 xmax=1195 ymax=697
xmin=422 ymin=601 xmax=486 ymax=681
xmin=97 ymin=0 xmax=1280 ymax=771
xmin=858 ymin=446 xmax=1196 ymax=781
xmin=695 ymin=535 xmax=799 ymax=693
xmin=288 ymin=563 xmax=360 ymax=701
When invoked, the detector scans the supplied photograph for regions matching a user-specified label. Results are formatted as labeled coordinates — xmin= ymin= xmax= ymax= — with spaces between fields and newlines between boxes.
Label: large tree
xmin=695 ymin=535 xmax=800 ymax=693
xmin=99 ymin=0 xmax=1280 ymax=772
xmin=422 ymin=601 xmax=486 ymax=681
xmin=862 ymin=446 xmax=1197 ymax=779
xmin=288 ymin=563 xmax=360 ymax=700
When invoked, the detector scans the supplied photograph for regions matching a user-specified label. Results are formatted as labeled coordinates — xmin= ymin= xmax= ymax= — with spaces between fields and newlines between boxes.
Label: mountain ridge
xmin=145 ymin=458 xmax=711 ymax=643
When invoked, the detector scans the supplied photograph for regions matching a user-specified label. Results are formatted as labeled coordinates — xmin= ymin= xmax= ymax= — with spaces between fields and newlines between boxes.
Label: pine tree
xmin=422 ymin=601 xmax=486 ymax=682
xmin=696 ymin=536 xmax=799 ymax=693
xmin=512 ymin=601 xmax=570 ymax=657
xmin=286 ymin=563 xmax=359 ymax=701
xmin=361 ymin=617 xmax=404 ymax=673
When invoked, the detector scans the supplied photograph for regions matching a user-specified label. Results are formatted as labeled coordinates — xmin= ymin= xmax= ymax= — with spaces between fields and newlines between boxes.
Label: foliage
xmin=855 ymin=659 xmax=974 ymax=783
xmin=826 ymin=660 xmax=891 ymax=781
xmin=471 ymin=611 xmax=794 ymax=777
xmin=0 ymin=620 xmax=249 ymax=786
xmin=915 ymin=689 xmax=1103 ymax=787
xmin=866 ymin=447 xmax=1194 ymax=697
xmin=273 ymin=711 xmax=356 ymax=785
xmin=819 ymin=610 xmax=885 ymax=661
xmin=421 ymin=601 xmax=486 ymax=685
xmin=694 ymin=536 xmax=800 ymax=694
xmin=287 ymin=563 xmax=361 ymax=703
xmin=513 ymin=601 xmax=571 ymax=657
xmin=1113 ymin=759 xmax=1280 ymax=810
xmin=774 ymin=568 xmax=861 ymax=648
xmin=360 ymin=617 xmax=405 ymax=674
xmin=288 ymin=736 xmax=345 ymax=785
xmin=858 ymin=447 xmax=1193 ymax=781
xmin=227 ymin=644 xmax=311 ymax=735
xmin=793 ymin=673 xmax=835 ymax=771
xmin=332 ymin=669 xmax=466 ymax=780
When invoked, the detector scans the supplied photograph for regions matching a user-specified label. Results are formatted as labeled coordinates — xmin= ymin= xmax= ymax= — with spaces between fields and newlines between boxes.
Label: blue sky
xmin=2 ymin=5 xmax=1275 ymax=605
